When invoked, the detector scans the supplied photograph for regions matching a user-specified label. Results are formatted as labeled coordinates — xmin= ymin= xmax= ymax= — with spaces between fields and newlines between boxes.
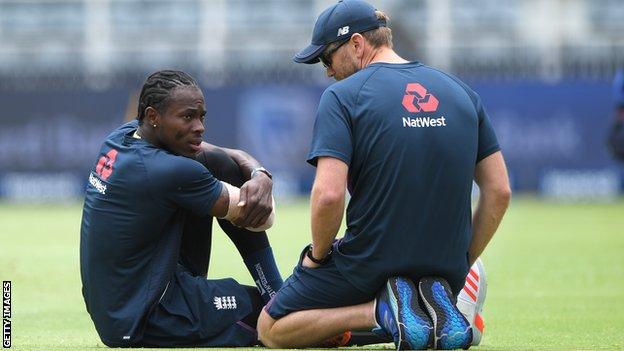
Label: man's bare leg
xmin=257 ymin=301 xmax=376 ymax=348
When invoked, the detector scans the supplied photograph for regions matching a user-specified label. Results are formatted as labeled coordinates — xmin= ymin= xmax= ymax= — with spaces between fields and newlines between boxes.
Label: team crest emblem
xmin=213 ymin=296 xmax=237 ymax=310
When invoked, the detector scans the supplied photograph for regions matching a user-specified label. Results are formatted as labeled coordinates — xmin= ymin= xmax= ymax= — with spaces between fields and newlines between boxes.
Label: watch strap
xmin=306 ymin=245 xmax=332 ymax=265
xmin=251 ymin=166 xmax=272 ymax=180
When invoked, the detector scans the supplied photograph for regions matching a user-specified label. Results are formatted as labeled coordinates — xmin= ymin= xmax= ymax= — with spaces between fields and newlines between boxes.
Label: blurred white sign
xmin=1 ymin=172 xmax=82 ymax=203
xmin=540 ymin=169 xmax=620 ymax=201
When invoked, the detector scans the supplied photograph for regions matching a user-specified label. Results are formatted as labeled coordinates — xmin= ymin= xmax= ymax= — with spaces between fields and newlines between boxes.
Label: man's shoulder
xmin=105 ymin=120 xmax=139 ymax=141
xmin=326 ymin=66 xmax=383 ymax=97
xmin=418 ymin=64 xmax=477 ymax=98
xmin=145 ymin=150 xmax=203 ymax=175
xmin=142 ymin=151 xmax=209 ymax=189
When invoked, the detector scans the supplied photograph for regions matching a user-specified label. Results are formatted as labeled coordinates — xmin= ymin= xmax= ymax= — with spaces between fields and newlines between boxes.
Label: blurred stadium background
xmin=0 ymin=0 xmax=623 ymax=200
xmin=1 ymin=0 xmax=623 ymax=350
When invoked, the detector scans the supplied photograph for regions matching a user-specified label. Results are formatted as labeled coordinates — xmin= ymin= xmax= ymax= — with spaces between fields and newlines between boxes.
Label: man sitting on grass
xmin=80 ymin=70 xmax=282 ymax=347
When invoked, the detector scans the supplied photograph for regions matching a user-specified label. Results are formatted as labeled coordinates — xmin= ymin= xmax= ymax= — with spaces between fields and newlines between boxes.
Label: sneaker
xmin=374 ymin=277 xmax=433 ymax=350
xmin=419 ymin=277 xmax=472 ymax=350
xmin=456 ymin=258 xmax=487 ymax=346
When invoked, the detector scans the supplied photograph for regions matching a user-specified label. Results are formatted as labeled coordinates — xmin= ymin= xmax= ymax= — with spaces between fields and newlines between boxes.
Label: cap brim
xmin=293 ymin=43 xmax=326 ymax=64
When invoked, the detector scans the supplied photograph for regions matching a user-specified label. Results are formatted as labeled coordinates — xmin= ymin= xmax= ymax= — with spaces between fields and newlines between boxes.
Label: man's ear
xmin=144 ymin=107 xmax=160 ymax=127
xmin=351 ymin=33 xmax=366 ymax=59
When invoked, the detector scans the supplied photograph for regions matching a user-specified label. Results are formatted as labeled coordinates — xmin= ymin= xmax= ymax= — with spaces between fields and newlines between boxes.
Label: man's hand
xmin=198 ymin=142 xmax=274 ymax=228
xmin=232 ymin=172 xmax=273 ymax=228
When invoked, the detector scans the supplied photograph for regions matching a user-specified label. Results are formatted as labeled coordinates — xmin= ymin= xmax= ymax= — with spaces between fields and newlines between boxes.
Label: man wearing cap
xmin=257 ymin=0 xmax=510 ymax=350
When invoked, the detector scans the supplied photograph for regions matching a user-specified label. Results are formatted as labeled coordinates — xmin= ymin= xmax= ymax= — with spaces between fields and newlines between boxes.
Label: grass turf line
xmin=0 ymin=197 xmax=623 ymax=350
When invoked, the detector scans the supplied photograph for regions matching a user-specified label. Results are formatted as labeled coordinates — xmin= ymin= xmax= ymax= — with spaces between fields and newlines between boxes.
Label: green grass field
xmin=1 ymin=197 xmax=623 ymax=350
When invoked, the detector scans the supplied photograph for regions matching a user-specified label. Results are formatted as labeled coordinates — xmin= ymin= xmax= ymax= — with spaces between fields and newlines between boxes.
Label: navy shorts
xmin=140 ymin=264 xmax=258 ymax=347
xmin=265 ymin=243 xmax=374 ymax=320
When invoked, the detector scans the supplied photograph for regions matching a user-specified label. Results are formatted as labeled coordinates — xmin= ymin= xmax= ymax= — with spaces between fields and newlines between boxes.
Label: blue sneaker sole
xmin=387 ymin=277 xmax=433 ymax=350
xmin=418 ymin=277 xmax=473 ymax=350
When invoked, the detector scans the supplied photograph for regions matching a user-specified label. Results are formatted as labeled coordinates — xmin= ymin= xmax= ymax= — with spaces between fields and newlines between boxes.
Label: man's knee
xmin=257 ymin=309 xmax=280 ymax=348
xmin=195 ymin=149 xmax=244 ymax=186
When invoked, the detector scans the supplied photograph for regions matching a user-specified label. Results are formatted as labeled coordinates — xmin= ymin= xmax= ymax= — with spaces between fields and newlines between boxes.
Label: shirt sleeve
xmin=474 ymin=93 xmax=501 ymax=163
xmin=159 ymin=158 xmax=223 ymax=217
xmin=306 ymin=89 xmax=353 ymax=167
xmin=443 ymin=72 xmax=501 ymax=163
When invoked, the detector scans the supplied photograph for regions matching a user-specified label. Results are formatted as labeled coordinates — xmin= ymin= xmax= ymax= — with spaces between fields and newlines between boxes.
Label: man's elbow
xmin=494 ymin=185 xmax=512 ymax=208
xmin=312 ymin=188 xmax=344 ymax=208
xmin=481 ymin=183 xmax=511 ymax=208
xmin=318 ymin=192 xmax=345 ymax=208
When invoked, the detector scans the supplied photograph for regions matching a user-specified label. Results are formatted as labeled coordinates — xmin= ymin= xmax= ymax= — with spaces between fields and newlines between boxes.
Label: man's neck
xmin=367 ymin=46 xmax=409 ymax=66
xmin=137 ymin=125 xmax=161 ymax=148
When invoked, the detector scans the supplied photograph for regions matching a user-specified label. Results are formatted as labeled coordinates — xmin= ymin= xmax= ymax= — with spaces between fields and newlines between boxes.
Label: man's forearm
xmin=310 ymin=188 xmax=344 ymax=259
xmin=469 ymin=190 xmax=510 ymax=265
xmin=222 ymin=148 xmax=261 ymax=180
xmin=199 ymin=141 xmax=273 ymax=228
xmin=200 ymin=142 xmax=260 ymax=179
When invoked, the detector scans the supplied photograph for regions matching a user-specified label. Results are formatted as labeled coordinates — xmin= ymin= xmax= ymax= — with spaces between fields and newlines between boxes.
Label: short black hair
xmin=137 ymin=70 xmax=199 ymax=125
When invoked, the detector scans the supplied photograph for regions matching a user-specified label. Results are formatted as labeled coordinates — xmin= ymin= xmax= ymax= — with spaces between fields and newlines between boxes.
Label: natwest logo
xmin=402 ymin=83 xmax=439 ymax=113
xmin=95 ymin=149 xmax=118 ymax=181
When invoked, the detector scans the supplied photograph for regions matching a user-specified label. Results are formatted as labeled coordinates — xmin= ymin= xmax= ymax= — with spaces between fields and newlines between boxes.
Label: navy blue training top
xmin=79 ymin=120 xmax=222 ymax=346
xmin=307 ymin=62 xmax=500 ymax=295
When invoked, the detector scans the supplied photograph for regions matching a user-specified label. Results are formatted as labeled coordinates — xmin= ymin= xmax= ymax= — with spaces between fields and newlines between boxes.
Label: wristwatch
xmin=306 ymin=244 xmax=333 ymax=265
xmin=251 ymin=166 xmax=273 ymax=180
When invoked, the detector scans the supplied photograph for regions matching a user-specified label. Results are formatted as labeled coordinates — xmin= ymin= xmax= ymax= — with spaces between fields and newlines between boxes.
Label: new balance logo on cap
xmin=213 ymin=296 xmax=237 ymax=310
xmin=293 ymin=0 xmax=386 ymax=64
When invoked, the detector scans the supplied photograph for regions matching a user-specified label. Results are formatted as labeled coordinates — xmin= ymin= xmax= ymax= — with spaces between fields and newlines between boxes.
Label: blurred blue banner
xmin=0 ymin=80 xmax=622 ymax=200
xmin=472 ymin=80 xmax=620 ymax=191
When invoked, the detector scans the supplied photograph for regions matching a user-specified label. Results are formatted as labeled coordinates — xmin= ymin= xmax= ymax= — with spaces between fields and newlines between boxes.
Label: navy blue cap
xmin=294 ymin=0 xmax=386 ymax=64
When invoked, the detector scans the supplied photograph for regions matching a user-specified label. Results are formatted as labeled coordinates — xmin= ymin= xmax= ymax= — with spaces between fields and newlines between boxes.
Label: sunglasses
xmin=320 ymin=39 xmax=349 ymax=68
